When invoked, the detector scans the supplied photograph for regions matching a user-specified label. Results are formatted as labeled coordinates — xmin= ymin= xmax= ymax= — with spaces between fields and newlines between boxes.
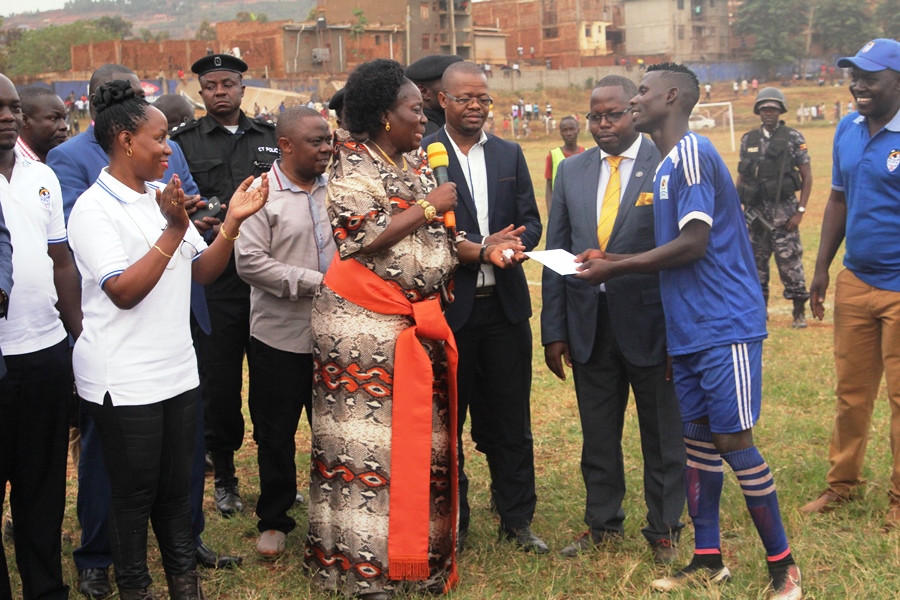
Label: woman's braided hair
xmin=92 ymin=79 xmax=150 ymax=154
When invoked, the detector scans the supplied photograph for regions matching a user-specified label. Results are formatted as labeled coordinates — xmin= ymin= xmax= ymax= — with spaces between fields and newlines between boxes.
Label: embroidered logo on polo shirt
xmin=888 ymin=150 xmax=900 ymax=173
xmin=38 ymin=187 xmax=51 ymax=210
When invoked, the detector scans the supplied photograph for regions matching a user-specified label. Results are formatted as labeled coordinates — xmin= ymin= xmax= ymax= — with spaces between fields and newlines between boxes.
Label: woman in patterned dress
xmin=304 ymin=59 xmax=524 ymax=599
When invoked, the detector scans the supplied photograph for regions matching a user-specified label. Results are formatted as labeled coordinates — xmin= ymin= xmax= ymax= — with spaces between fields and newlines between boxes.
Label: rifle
xmin=745 ymin=206 xmax=775 ymax=233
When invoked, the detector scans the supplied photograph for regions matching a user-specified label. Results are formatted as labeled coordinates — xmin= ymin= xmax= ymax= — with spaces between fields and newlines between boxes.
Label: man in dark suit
xmin=46 ymin=64 xmax=238 ymax=598
xmin=422 ymin=61 xmax=546 ymax=553
xmin=541 ymin=76 xmax=685 ymax=562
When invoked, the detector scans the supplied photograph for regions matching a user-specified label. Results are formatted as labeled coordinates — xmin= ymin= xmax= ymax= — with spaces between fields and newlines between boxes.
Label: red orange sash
xmin=323 ymin=252 xmax=459 ymax=589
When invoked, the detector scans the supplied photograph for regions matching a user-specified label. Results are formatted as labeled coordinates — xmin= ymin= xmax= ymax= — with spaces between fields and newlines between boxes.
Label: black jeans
xmin=248 ymin=337 xmax=312 ymax=533
xmin=0 ymin=339 xmax=70 ymax=600
xmin=88 ymin=389 xmax=197 ymax=590
xmin=198 ymin=295 xmax=251 ymax=487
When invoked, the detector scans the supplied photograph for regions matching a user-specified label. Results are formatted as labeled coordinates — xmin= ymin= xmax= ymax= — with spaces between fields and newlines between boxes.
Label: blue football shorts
xmin=672 ymin=340 xmax=762 ymax=434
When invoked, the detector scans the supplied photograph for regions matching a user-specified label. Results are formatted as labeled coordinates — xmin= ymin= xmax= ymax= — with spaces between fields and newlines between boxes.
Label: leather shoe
xmin=195 ymin=543 xmax=242 ymax=569
xmin=214 ymin=485 xmax=243 ymax=517
xmin=499 ymin=525 xmax=549 ymax=554
xmin=883 ymin=497 xmax=900 ymax=532
xmin=559 ymin=530 xmax=622 ymax=557
xmin=78 ymin=567 xmax=112 ymax=598
xmin=650 ymin=538 xmax=678 ymax=564
xmin=256 ymin=530 xmax=287 ymax=560
xmin=559 ymin=532 xmax=595 ymax=557
xmin=800 ymin=488 xmax=849 ymax=514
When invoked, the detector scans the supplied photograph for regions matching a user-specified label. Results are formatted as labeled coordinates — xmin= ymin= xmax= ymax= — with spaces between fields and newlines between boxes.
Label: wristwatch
xmin=416 ymin=199 xmax=437 ymax=222
xmin=797 ymin=206 xmax=806 ymax=213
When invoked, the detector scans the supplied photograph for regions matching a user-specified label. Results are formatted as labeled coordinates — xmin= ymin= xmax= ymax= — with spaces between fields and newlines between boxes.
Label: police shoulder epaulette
xmin=168 ymin=119 xmax=200 ymax=137
xmin=254 ymin=117 xmax=276 ymax=128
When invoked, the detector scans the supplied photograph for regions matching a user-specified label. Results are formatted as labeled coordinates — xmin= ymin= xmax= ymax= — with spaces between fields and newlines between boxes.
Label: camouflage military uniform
xmin=738 ymin=124 xmax=811 ymax=302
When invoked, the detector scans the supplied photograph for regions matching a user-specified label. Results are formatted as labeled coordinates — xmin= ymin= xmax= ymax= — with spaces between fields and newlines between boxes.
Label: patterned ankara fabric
xmin=304 ymin=130 xmax=458 ymax=597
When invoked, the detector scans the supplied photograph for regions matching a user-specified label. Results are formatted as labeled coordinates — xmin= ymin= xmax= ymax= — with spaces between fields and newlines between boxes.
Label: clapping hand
xmin=226 ymin=174 xmax=269 ymax=223
xmin=156 ymin=174 xmax=189 ymax=231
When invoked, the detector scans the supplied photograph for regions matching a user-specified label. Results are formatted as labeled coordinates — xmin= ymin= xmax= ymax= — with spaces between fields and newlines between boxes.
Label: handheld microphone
xmin=426 ymin=142 xmax=455 ymax=229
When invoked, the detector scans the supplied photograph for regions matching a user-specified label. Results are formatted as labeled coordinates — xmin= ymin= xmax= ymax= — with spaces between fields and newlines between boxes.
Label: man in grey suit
xmin=541 ymin=75 xmax=685 ymax=563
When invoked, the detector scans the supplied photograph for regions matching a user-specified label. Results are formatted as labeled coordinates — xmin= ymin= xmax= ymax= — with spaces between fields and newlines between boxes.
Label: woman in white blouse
xmin=67 ymin=80 xmax=267 ymax=600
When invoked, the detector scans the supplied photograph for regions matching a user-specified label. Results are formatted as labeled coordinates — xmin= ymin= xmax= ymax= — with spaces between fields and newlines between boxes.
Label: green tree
xmin=139 ymin=28 xmax=169 ymax=42
xmin=875 ymin=0 xmax=900 ymax=40
xmin=236 ymin=11 xmax=269 ymax=23
xmin=735 ymin=0 xmax=809 ymax=77
xmin=6 ymin=20 xmax=118 ymax=76
xmin=195 ymin=19 xmax=217 ymax=41
xmin=813 ymin=0 xmax=877 ymax=57
xmin=350 ymin=8 xmax=367 ymax=40
xmin=96 ymin=15 xmax=132 ymax=39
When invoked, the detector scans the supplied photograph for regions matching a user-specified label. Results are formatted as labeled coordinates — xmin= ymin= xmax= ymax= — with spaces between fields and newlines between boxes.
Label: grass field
xmin=7 ymin=81 xmax=900 ymax=599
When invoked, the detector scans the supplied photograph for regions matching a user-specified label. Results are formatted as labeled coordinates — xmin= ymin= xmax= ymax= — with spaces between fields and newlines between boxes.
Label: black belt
xmin=474 ymin=285 xmax=496 ymax=298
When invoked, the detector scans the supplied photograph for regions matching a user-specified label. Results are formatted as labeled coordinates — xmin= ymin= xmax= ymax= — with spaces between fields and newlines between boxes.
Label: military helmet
xmin=753 ymin=87 xmax=787 ymax=115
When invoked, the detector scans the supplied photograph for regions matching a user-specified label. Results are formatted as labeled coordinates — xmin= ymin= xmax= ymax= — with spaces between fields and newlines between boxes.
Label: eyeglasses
xmin=585 ymin=109 xmax=632 ymax=124
xmin=444 ymin=92 xmax=493 ymax=108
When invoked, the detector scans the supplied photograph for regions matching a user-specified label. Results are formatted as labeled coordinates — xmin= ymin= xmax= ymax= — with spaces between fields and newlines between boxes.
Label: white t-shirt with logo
xmin=0 ymin=152 xmax=68 ymax=356
xmin=68 ymin=168 xmax=207 ymax=406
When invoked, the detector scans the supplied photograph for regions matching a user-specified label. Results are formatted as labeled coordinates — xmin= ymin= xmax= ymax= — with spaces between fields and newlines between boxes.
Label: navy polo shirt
xmin=832 ymin=107 xmax=900 ymax=292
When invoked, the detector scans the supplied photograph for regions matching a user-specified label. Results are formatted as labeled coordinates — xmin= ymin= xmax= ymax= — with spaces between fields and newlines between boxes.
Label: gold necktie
xmin=597 ymin=155 xmax=623 ymax=251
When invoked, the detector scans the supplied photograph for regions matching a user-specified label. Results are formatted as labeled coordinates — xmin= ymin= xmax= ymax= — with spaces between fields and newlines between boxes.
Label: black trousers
xmin=0 ymin=339 xmax=70 ymax=600
xmin=198 ymin=296 xmax=251 ymax=487
xmin=571 ymin=296 xmax=685 ymax=543
xmin=455 ymin=294 xmax=537 ymax=532
xmin=248 ymin=338 xmax=312 ymax=533
xmin=88 ymin=389 xmax=197 ymax=590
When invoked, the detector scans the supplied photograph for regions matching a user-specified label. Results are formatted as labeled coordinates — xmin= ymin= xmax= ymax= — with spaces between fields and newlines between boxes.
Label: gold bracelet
xmin=220 ymin=226 xmax=240 ymax=242
xmin=153 ymin=244 xmax=174 ymax=259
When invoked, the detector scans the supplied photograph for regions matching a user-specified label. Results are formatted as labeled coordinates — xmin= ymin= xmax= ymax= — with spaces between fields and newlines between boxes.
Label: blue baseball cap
xmin=837 ymin=38 xmax=900 ymax=72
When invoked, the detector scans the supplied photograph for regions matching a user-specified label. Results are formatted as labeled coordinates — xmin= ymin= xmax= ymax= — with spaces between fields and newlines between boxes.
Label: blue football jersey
xmin=653 ymin=132 xmax=767 ymax=355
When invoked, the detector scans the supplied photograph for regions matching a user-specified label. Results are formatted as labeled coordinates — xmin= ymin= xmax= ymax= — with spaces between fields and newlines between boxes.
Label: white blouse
xmin=68 ymin=168 xmax=207 ymax=406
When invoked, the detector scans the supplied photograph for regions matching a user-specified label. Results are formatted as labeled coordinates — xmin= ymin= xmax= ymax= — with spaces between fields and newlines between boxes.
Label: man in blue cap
xmin=170 ymin=53 xmax=280 ymax=519
xmin=801 ymin=39 xmax=900 ymax=532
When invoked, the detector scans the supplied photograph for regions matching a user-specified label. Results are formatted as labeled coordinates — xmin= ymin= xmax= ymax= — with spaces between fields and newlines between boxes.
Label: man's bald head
xmin=89 ymin=64 xmax=136 ymax=96
xmin=153 ymin=94 xmax=195 ymax=130
xmin=0 ymin=74 xmax=20 ymax=155
xmin=442 ymin=61 xmax=488 ymax=89
xmin=275 ymin=105 xmax=321 ymax=139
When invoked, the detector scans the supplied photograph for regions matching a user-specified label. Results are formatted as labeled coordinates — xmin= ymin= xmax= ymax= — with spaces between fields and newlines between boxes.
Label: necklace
xmin=366 ymin=139 xmax=406 ymax=170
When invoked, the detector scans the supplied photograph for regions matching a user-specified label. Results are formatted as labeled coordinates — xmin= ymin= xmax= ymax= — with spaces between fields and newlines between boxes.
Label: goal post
xmin=692 ymin=101 xmax=735 ymax=152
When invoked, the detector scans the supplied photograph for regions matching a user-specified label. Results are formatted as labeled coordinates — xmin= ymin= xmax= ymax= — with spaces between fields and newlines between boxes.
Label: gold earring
xmin=126 ymin=148 xmax=133 ymax=157
xmin=385 ymin=121 xmax=391 ymax=131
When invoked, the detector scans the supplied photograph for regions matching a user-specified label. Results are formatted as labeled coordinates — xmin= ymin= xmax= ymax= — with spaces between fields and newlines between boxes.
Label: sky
xmin=4 ymin=0 xmax=68 ymax=18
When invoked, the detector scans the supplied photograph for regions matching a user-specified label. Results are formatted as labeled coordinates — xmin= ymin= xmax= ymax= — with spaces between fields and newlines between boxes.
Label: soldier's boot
xmin=792 ymin=298 xmax=807 ymax=329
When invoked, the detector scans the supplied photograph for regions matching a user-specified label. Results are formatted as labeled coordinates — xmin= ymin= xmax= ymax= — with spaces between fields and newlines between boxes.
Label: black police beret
xmin=328 ymin=88 xmax=345 ymax=112
xmin=191 ymin=54 xmax=248 ymax=77
xmin=405 ymin=54 xmax=463 ymax=82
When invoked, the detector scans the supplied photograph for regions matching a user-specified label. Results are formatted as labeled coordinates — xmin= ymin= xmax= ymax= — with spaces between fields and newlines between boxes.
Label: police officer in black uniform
xmin=736 ymin=87 xmax=813 ymax=328
xmin=405 ymin=54 xmax=462 ymax=136
xmin=170 ymin=54 xmax=280 ymax=516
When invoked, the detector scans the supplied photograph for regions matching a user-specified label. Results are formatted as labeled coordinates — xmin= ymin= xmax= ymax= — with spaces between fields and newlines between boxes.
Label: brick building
xmin=472 ymin=0 xmax=625 ymax=69
xmin=318 ymin=0 xmax=474 ymax=63
xmin=623 ymin=0 xmax=731 ymax=62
